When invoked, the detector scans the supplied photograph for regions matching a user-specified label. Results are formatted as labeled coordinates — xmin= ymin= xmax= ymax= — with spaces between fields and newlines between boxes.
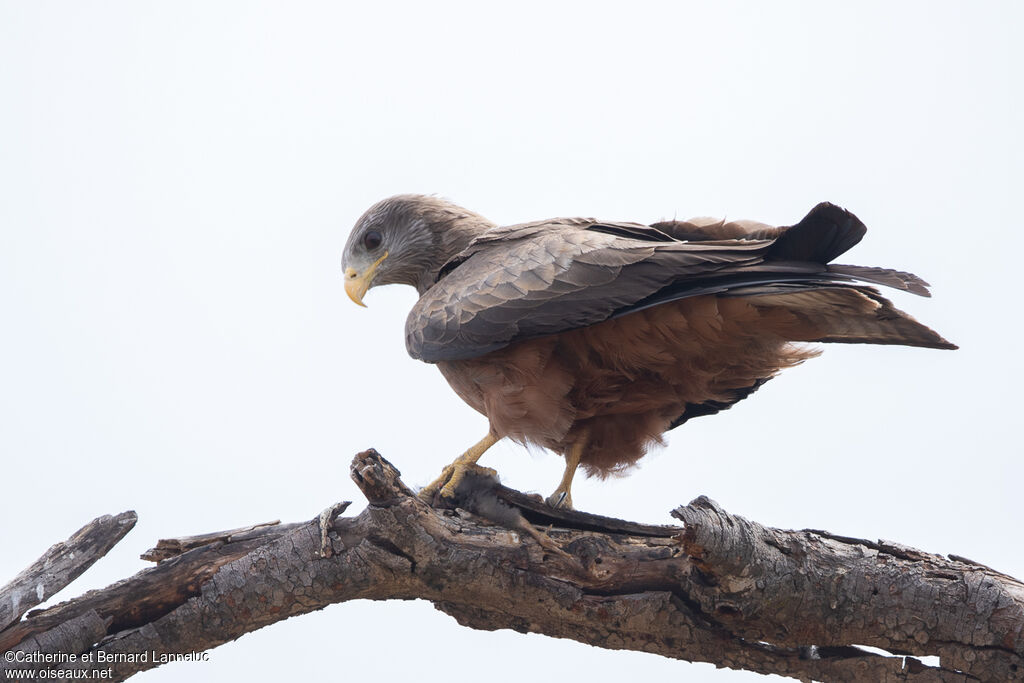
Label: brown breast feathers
xmin=438 ymin=294 xmax=819 ymax=477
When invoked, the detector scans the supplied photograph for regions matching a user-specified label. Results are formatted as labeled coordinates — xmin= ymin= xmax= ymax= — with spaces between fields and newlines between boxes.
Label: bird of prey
xmin=342 ymin=195 xmax=955 ymax=508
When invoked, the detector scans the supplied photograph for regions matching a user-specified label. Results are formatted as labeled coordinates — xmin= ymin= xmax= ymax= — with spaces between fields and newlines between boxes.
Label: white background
xmin=1 ymin=2 xmax=1021 ymax=681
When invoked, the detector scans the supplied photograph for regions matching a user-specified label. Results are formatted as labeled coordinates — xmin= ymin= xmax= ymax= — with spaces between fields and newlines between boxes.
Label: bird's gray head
xmin=342 ymin=194 xmax=493 ymax=305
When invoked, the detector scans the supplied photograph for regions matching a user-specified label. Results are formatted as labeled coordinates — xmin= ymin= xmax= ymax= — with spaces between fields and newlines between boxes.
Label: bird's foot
xmin=545 ymin=488 xmax=574 ymax=510
xmin=419 ymin=462 xmax=498 ymax=504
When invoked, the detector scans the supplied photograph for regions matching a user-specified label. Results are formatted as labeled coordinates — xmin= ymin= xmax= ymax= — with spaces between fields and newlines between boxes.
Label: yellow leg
xmin=419 ymin=433 xmax=499 ymax=502
xmin=546 ymin=432 xmax=587 ymax=509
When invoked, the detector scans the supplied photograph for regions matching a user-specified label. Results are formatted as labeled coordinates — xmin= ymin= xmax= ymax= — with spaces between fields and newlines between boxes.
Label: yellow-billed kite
xmin=342 ymin=196 xmax=954 ymax=508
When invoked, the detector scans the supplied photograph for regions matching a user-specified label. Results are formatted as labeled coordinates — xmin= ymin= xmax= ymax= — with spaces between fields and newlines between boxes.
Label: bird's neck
xmin=414 ymin=208 xmax=495 ymax=295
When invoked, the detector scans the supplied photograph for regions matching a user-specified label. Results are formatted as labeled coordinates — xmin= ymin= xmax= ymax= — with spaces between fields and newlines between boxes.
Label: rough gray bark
xmin=1 ymin=450 xmax=1021 ymax=682
xmin=0 ymin=511 xmax=137 ymax=631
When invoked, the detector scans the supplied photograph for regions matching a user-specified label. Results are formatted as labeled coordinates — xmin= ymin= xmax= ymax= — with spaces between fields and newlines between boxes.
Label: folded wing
xmin=406 ymin=203 xmax=954 ymax=362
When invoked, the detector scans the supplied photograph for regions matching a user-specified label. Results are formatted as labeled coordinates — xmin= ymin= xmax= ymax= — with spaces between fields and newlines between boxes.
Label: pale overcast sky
xmin=1 ymin=2 xmax=1021 ymax=681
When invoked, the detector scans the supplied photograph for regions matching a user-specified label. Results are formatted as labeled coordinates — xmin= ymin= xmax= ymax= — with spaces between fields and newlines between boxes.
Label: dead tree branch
xmin=0 ymin=512 xmax=137 ymax=632
xmin=1 ymin=450 xmax=1021 ymax=682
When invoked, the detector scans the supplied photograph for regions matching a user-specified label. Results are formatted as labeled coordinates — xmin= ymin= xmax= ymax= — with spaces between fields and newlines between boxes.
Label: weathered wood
xmin=1 ymin=450 xmax=1021 ymax=682
xmin=139 ymin=519 xmax=286 ymax=562
xmin=0 ymin=520 xmax=305 ymax=652
xmin=7 ymin=611 xmax=109 ymax=674
xmin=487 ymin=483 xmax=681 ymax=537
xmin=0 ymin=511 xmax=137 ymax=631
xmin=673 ymin=496 xmax=1024 ymax=680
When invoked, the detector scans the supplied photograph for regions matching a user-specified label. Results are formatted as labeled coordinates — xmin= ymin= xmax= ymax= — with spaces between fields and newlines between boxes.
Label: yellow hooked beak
xmin=344 ymin=251 xmax=388 ymax=307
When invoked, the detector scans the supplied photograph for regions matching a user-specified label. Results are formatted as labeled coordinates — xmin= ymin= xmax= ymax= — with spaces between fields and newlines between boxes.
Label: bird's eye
xmin=362 ymin=230 xmax=383 ymax=251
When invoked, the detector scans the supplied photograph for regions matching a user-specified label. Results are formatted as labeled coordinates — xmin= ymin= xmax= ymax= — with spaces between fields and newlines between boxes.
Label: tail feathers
xmin=742 ymin=286 xmax=958 ymax=350
xmin=828 ymin=264 xmax=932 ymax=297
